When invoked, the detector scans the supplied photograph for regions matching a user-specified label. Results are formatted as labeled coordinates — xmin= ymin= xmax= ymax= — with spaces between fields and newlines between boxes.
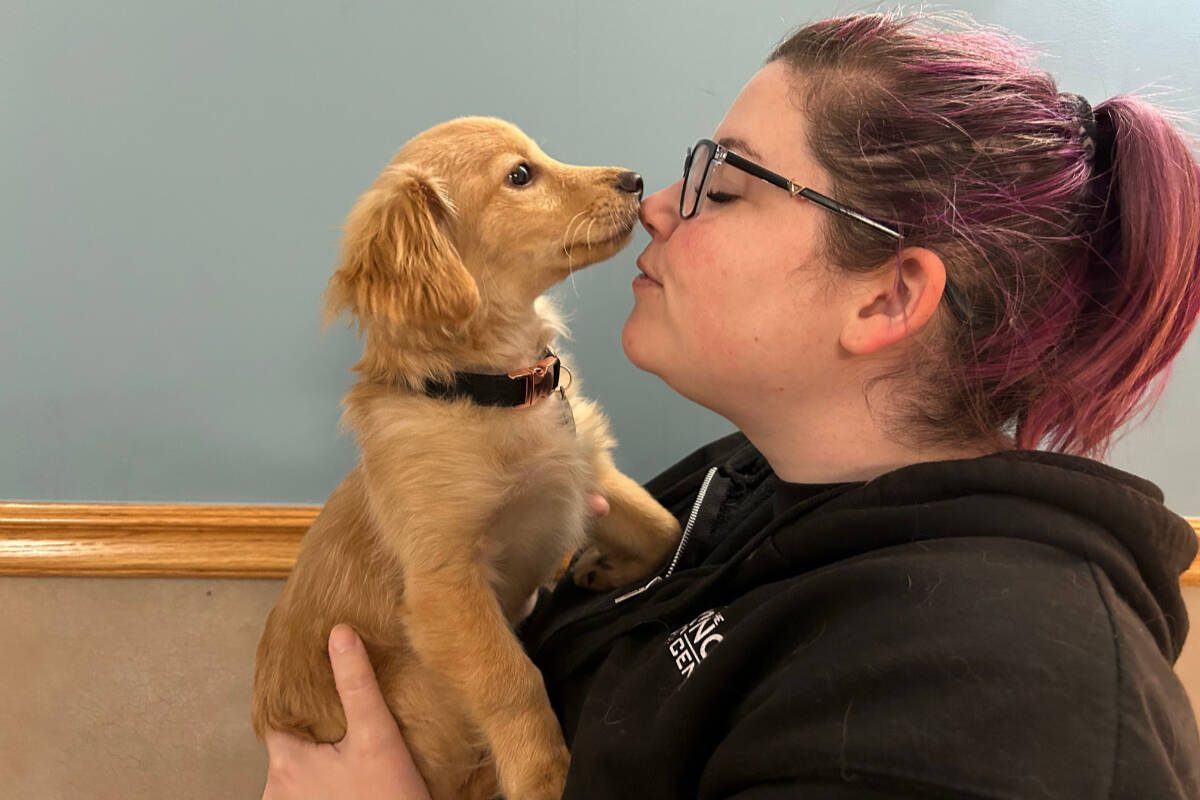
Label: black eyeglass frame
xmin=681 ymin=138 xmax=974 ymax=324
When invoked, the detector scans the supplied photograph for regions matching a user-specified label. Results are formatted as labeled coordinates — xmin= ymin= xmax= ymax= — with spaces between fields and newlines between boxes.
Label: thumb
xmin=328 ymin=624 xmax=397 ymax=739
xmin=586 ymin=493 xmax=610 ymax=518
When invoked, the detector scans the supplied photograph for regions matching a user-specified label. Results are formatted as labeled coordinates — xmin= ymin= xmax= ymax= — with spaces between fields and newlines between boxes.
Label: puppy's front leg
xmin=573 ymin=453 xmax=683 ymax=591
xmin=401 ymin=547 xmax=568 ymax=800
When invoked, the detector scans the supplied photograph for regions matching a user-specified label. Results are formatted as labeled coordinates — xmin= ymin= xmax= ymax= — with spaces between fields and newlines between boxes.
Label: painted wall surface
xmin=3 ymin=1 xmax=1197 ymax=510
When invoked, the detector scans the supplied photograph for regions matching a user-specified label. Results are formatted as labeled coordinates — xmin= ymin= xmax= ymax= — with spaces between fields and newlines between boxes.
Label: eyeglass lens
xmin=681 ymin=140 xmax=715 ymax=218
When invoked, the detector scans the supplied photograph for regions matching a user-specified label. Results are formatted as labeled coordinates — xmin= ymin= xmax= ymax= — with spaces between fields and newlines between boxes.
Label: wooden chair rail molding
xmin=0 ymin=501 xmax=311 ymax=578
xmin=1 ymin=501 xmax=1199 ymax=584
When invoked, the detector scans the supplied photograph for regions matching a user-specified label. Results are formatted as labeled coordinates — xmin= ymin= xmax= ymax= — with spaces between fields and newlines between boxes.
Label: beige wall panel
xmin=1178 ymin=587 xmax=1200 ymax=724
xmin=0 ymin=576 xmax=284 ymax=800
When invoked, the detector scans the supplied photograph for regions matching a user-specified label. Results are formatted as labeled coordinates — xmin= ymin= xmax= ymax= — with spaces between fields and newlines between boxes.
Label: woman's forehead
xmin=713 ymin=63 xmax=812 ymax=176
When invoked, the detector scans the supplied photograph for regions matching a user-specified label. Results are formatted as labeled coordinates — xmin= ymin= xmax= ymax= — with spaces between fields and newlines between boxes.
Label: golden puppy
xmin=252 ymin=117 xmax=682 ymax=800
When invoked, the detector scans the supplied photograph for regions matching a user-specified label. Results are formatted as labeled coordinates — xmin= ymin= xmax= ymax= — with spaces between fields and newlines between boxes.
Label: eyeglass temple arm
xmin=795 ymin=189 xmax=903 ymax=240
xmin=722 ymin=149 xmax=903 ymax=240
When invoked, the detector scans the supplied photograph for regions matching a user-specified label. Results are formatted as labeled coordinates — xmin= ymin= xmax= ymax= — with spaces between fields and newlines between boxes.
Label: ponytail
xmin=1019 ymin=96 xmax=1200 ymax=456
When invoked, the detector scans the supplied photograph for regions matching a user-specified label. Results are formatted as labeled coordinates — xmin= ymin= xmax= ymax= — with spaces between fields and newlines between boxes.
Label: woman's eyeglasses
xmin=681 ymin=138 xmax=974 ymax=324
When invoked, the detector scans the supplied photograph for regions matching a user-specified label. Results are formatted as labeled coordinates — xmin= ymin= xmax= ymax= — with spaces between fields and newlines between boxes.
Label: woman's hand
xmin=261 ymin=625 xmax=432 ymax=800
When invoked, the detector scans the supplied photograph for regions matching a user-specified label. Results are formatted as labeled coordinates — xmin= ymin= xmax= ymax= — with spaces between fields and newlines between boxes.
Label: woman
xmin=263 ymin=12 xmax=1200 ymax=799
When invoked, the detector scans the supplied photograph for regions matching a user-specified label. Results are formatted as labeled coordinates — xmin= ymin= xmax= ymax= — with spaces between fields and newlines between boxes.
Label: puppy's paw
xmin=571 ymin=545 xmax=656 ymax=592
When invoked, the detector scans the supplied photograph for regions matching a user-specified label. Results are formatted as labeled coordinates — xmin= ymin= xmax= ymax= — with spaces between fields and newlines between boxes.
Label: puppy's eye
xmin=507 ymin=163 xmax=534 ymax=187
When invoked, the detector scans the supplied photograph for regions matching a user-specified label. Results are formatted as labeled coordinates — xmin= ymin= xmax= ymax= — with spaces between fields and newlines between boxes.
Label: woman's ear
xmin=324 ymin=164 xmax=480 ymax=332
xmin=838 ymin=247 xmax=948 ymax=356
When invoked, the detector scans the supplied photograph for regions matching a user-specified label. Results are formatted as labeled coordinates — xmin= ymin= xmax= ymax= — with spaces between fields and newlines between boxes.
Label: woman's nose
xmin=639 ymin=180 xmax=682 ymax=241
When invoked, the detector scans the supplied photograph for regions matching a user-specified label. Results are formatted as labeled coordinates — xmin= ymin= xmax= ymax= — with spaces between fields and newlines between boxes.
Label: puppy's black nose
xmin=615 ymin=171 xmax=644 ymax=199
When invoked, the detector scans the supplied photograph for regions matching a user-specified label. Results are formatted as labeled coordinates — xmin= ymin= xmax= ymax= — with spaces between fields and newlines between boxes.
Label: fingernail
xmin=329 ymin=625 xmax=358 ymax=654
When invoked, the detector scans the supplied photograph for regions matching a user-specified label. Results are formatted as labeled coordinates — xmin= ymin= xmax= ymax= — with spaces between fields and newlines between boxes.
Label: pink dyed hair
xmin=768 ymin=12 xmax=1200 ymax=458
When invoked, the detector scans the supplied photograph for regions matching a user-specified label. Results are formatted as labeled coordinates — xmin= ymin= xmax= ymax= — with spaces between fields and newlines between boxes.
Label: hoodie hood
xmin=756 ymin=447 xmax=1197 ymax=661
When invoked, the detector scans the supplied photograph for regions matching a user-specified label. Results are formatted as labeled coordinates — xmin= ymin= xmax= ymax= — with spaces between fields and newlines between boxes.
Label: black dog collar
xmin=424 ymin=349 xmax=562 ymax=408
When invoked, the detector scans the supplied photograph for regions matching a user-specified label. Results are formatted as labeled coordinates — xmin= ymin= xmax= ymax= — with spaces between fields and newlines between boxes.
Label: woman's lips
xmin=634 ymin=259 xmax=663 ymax=287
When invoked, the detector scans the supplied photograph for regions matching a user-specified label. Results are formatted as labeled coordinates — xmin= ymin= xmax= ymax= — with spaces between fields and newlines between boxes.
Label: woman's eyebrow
xmin=716 ymin=135 xmax=764 ymax=162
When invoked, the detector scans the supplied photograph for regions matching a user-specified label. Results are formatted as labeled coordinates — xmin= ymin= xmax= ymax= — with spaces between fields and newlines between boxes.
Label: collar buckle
xmin=507 ymin=355 xmax=560 ymax=408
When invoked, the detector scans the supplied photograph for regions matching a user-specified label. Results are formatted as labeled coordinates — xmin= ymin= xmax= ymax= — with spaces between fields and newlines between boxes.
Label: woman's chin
xmin=620 ymin=317 xmax=658 ymax=374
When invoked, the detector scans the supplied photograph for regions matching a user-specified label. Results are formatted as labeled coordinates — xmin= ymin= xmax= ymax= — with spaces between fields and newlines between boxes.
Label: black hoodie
xmin=519 ymin=433 xmax=1200 ymax=799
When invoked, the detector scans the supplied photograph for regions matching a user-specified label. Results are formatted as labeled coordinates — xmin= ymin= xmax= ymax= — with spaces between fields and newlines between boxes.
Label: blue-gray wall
xmin=3 ymin=1 xmax=1198 ymax=512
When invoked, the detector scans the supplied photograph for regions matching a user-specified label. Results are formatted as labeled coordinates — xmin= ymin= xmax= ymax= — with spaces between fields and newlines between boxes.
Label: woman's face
xmin=623 ymin=62 xmax=852 ymax=423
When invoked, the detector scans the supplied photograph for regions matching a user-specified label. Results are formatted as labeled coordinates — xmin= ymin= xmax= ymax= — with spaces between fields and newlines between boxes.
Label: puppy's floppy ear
xmin=324 ymin=164 xmax=480 ymax=331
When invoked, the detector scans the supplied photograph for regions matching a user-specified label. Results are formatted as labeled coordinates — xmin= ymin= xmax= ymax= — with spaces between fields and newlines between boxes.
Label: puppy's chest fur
xmin=346 ymin=382 xmax=599 ymax=612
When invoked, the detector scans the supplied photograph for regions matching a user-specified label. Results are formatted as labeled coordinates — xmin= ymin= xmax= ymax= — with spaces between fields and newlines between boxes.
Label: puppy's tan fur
xmin=252 ymin=117 xmax=681 ymax=800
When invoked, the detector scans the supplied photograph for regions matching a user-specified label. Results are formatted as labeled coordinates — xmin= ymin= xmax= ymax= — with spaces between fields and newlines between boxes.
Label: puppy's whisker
xmin=560 ymin=216 xmax=584 ymax=294
xmin=568 ymin=216 xmax=593 ymax=295
xmin=564 ymin=232 xmax=578 ymax=292
xmin=567 ymin=259 xmax=578 ymax=295
xmin=561 ymin=211 xmax=590 ymax=296
xmin=561 ymin=209 xmax=589 ymax=254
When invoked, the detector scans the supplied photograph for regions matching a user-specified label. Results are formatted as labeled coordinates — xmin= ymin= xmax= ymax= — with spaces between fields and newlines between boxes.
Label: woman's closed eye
xmin=706 ymin=191 xmax=738 ymax=203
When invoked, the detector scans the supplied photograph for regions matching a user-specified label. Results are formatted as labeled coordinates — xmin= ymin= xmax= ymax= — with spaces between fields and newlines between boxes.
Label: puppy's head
xmin=325 ymin=117 xmax=642 ymax=335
